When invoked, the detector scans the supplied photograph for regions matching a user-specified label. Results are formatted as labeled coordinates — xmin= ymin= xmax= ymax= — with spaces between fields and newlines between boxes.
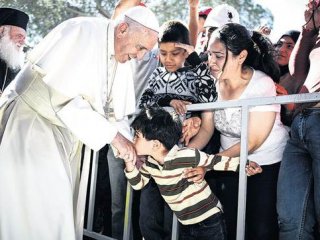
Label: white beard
xmin=0 ymin=33 xmax=25 ymax=70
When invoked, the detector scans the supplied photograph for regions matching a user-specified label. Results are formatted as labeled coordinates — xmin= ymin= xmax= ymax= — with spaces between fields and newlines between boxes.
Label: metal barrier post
xmin=123 ymin=183 xmax=134 ymax=240
xmin=86 ymin=151 xmax=99 ymax=231
xmin=84 ymin=149 xmax=116 ymax=240
xmin=236 ymin=105 xmax=249 ymax=240
xmin=171 ymin=214 xmax=179 ymax=240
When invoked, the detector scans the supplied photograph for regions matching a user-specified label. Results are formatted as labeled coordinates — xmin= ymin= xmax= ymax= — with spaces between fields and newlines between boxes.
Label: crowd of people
xmin=0 ymin=0 xmax=319 ymax=240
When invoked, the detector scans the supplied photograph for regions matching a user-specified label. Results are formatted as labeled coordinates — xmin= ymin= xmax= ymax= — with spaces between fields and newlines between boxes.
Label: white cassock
xmin=0 ymin=17 xmax=135 ymax=240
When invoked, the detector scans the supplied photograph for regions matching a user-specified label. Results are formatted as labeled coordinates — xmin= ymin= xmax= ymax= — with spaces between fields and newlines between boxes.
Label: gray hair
xmin=0 ymin=26 xmax=11 ymax=38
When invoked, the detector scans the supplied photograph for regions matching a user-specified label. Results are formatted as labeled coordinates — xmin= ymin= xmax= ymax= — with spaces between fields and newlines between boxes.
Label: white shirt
xmin=214 ymin=70 xmax=289 ymax=165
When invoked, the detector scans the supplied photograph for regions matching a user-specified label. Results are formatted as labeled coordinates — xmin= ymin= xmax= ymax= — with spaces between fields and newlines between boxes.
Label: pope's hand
xmin=111 ymin=132 xmax=137 ymax=165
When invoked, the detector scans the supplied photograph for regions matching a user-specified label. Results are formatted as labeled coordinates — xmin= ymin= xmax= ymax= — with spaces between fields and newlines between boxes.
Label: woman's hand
xmin=276 ymin=84 xmax=295 ymax=111
xmin=181 ymin=116 xmax=201 ymax=145
xmin=246 ymin=161 xmax=263 ymax=176
xmin=275 ymin=83 xmax=289 ymax=96
xmin=170 ymin=99 xmax=191 ymax=115
xmin=182 ymin=166 xmax=206 ymax=183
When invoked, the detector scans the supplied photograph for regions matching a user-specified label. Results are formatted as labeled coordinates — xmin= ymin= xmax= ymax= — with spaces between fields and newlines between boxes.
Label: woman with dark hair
xmin=274 ymin=30 xmax=301 ymax=127
xmin=275 ymin=30 xmax=300 ymax=92
xmin=277 ymin=1 xmax=320 ymax=239
xmin=186 ymin=23 xmax=288 ymax=240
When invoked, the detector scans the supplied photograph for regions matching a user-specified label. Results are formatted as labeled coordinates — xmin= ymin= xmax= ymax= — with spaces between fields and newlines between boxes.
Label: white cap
xmin=203 ymin=4 xmax=240 ymax=28
xmin=124 ymin=6 xmax=159 ymax=33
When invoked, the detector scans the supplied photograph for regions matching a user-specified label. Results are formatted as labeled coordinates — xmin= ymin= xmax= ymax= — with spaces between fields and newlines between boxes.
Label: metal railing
xmin=83 ymin=92 xmax=320 ymax=240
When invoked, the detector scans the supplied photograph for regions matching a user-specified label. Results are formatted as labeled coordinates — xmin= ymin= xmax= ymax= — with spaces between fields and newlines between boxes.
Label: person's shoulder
xmin=251 ymin=70 xmax=275 ymax=87
xmin=176 ymin=146 xmax=197 ymax=155
xmin=249 ymin=69 xmax=276 ymax=96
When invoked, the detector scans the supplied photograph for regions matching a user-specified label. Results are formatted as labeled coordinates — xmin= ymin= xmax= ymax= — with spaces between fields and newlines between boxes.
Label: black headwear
xmin=279 ymin=30 xmax=300 ymax=44
xmin=0 ymin=8 xmax=29 ymax=31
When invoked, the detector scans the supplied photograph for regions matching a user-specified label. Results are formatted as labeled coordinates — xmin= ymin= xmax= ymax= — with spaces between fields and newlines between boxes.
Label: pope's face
xmin=114 ymin=22 xmax=158 ymax=63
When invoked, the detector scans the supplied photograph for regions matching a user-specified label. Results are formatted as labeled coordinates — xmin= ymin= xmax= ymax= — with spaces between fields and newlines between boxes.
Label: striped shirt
xmin=125 ymin=145 xmax=240 ymax=225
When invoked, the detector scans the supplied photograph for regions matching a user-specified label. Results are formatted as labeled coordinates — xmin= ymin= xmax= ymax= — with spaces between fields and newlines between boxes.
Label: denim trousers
xmin=179 ymin=211 xmax=227 ymax=240
xmin=139 ymin=178 xmax=172 ymax=240
xmin=277 ymin=108 xmax=320 ymax=240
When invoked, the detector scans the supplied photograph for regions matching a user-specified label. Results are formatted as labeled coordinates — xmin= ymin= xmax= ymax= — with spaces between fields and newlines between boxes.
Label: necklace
xmin=104 ymin=23 xmax=118 ymax=118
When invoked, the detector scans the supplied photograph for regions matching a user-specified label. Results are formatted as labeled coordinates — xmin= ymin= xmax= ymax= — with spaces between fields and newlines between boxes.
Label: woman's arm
xmin=187 ymin=111 xmax=214 ymax=149
xmin=219 ymin=111 xmax=276 ymax=157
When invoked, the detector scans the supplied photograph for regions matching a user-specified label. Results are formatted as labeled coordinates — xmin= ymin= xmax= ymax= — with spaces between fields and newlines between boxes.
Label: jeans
xmin=277 ymin=108 xmax=320 ymax=240
xmin=179 ymin=211 xmax=227 ymax=240
xmin=107 ymin=148 xmax=127 ymax=239
xmin=214 ymin=162 xmax=280 ymax=240
xmin=139 ymin=178 xmax=172 ymax=240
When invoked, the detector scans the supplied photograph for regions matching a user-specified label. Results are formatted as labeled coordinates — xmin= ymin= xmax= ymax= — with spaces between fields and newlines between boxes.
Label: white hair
xmin=0 ymin=26 xmax=25 ymax=70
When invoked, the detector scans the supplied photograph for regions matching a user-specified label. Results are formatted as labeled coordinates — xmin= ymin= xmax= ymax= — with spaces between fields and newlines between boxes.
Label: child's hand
xmin=181 ymin=116 xmax=201 ymax=145
xmin=136 ymin=155 xmax=147 ymax=169
xmin=245 ymin=161 xmax=263 ymax=176
xmin=170 ymin=99 xmax=191 ymax=115
xmin=174 ymin=42 xmax=195 ymax=55
xmin=182 ymin=167 xmax=206 ymax=183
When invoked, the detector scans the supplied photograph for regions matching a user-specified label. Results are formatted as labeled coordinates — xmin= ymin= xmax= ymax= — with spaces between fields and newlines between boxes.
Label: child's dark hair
xmin=213 ymin=23 xmax=280 ymax=83
xmin=131 ymin=107 xmax=182 ymax=150
xmin=158 ymin=20 xmax=190 ymax=45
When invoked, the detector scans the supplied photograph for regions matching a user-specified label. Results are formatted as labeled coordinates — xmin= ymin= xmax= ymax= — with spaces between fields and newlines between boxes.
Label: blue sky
xmin=254 ymin=0 xmax=305 ymax=42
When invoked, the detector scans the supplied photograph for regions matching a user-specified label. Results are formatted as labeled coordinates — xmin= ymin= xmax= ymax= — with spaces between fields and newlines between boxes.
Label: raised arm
xmin=112 ymin=0 xmax=142 ymax=19
xmin=289 ymin=2 xmax=318 ymax=84
xmin=188 ymin=0 xmax=200 ymax=47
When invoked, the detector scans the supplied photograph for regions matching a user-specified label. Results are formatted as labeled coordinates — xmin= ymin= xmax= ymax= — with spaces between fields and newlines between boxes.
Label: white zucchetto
xmin=123 ymin=6 xmax=159 ymax=33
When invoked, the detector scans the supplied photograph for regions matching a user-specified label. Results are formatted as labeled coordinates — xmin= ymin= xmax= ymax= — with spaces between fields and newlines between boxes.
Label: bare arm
xmin=187 ymin=111 xmax=214 ymax=150
xmin=112 ymin=0 xmax=142 ymax=19
xmin=289 ymin=2 xmax=318 ymax=84
xmin=188 ymin=0 xmax=200 ymax=47
xmin=219 ymin=111 xmax=276 ymax=157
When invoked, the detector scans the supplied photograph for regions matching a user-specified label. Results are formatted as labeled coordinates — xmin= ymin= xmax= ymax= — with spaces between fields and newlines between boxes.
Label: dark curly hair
xmin=131 ymin=107 xmax=182 ymax=150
